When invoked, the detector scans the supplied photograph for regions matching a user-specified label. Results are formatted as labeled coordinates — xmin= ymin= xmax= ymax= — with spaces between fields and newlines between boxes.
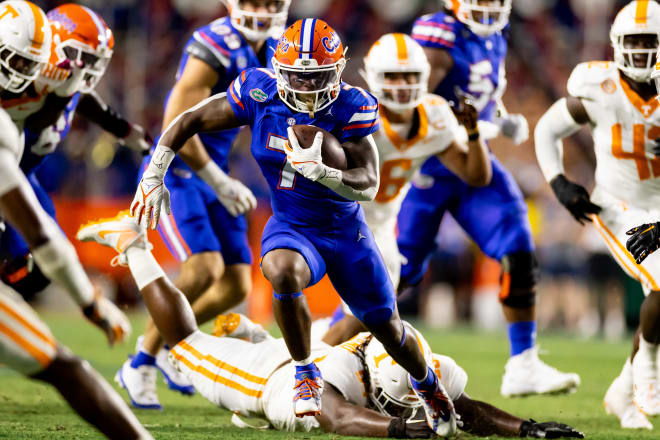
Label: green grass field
xmin=0 ymin=312 xmax=655 ymax=439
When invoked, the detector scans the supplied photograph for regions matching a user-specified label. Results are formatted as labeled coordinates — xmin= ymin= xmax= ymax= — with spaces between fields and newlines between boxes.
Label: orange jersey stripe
xmin=26 ymin=1 xmax=45 ymax=50
xmin=177 ymin=340 xmax=267 ymax=385
xmin=593 ymin=214 xmax=660 ymax=290
xmin=394 ymin=33 xmax=408 ymax=63
xmin=636 ymin=0 xmax=650 ymax=25
xmin=342 ymin=121 xmax=378 ymax=131
xmin=229 ymin=82 xmax=245 ymax=110
xmin=0 ymin=320 xmax=53 ymax=368
xmin=0 ymin=300 xmax=54 ymax=348
xmin=170 ymin=347 xmax=263 ymax=397
xmin=166 ymin=213 xmax=191 ymax=256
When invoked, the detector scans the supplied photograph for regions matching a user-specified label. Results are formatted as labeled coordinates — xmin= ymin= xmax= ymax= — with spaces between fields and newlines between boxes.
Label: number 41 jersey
xmin=566 ymin=61 xmax=660 ymax=210
xmin=411 ymin=10 xmax=507 ymax=122
xmin=226 ymin=68 xmax=380 ymax=226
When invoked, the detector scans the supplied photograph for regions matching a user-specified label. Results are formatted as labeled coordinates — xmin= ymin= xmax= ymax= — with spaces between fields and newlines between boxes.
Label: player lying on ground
xmin=0 ymin=2 xmax=150 ymax=439
xmin=534 ymin=0 xmax=660 ymax=429
xmin=128 ymin=18 xmax=459 ymax=435
xmin=321 ymin=32 xmax=492 ymax=345
xmin=120 ymin=0 xmax=289 ymax=408
xmin=77 ymin=213 xmax=583 ymax=439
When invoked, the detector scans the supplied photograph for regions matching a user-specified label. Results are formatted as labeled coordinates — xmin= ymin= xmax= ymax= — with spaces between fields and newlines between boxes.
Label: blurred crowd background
xmin=31 ymin=0 xmax=647 ymax=339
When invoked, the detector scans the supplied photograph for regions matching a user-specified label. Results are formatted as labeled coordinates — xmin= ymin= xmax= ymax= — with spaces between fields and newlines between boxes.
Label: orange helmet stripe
xmin=393 ymin=33 xmax=408 ymax=63
xmin=26 ymin=1 xmax=45 ymax=50
xmin=636 ymin=0 xmax=649 ymax=25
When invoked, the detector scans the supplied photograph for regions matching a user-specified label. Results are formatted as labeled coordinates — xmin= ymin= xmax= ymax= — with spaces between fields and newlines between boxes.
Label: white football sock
xmin=632 ymin=336 xmax=658 ymax=388
xmin=126 ymin=246 xmax=165 ymax=290
xmin=618 ymin=357 xmax=633 ymax=394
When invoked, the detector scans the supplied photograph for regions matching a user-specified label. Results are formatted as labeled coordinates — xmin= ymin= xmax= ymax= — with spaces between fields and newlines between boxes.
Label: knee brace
xmin=273 ymin=291 xmax=303 ymax=301
xmin=0 ymin=255 xmax=51 ymax=301
xmin=499 ymin=251 xmax=538 ymax=309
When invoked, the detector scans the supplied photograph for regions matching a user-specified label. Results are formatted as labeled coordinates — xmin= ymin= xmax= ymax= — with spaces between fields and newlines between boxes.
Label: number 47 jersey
xmin=567 ymin=61 xmax=660 ymax=210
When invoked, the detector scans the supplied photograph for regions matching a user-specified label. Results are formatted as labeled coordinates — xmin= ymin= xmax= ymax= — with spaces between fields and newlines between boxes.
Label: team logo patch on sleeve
xmin=249 ymin=88 xmax=268 ymax=102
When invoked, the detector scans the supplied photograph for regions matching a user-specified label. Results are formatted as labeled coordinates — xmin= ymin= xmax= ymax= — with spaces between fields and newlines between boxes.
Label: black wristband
xmin=388 ymin=417 xmax=407 ymax=438
xmin=82 ymin=302 xmax=96 ymax=319
xmin=468 ymin=131 xmax=480 ymax=141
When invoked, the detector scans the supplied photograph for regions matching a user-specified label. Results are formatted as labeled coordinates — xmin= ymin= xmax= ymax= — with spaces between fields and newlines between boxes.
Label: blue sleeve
xmin=337 ymin=87 xmax=380 ymax=143
xmin=226 ymin=68 xmax=260 ymax=125
xmin=411 ymin=15 xmax=457 ymax=51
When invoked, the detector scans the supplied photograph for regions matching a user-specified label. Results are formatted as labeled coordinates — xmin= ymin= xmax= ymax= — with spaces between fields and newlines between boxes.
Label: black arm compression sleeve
xmin=77 ymin=92 xmax=131 ymax=138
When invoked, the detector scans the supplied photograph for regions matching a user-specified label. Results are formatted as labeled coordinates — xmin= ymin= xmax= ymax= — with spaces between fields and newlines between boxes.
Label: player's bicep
xmin=423 ymin=47 xmax=453 ymax=91
xmin=341 ymin=135 xmax=379 ymax=189
xmin=159 ymin=93 xmax=240 ymax=150
xmin=164 ymin=57 xmax=219 ymax=128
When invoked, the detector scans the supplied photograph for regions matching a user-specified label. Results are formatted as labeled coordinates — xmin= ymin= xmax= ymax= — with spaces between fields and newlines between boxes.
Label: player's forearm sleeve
xmin=534 ymin=98 xmax=582 ymax=182
xmin=78 ymin=92 xmax=131 ymax=138
xmin=0 ymin=150 xmax=24 ymax=197
xmin=31 ymin=218 xmax=95 ymax=308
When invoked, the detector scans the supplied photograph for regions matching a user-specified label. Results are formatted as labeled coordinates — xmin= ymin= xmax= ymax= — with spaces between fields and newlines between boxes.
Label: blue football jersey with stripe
xmin=411 ymin=10 xmax=507 ymax=123
xmin=226 ymin=68 xmax=380 ymax=225
xmin=20 ymin=93 xmax=80 ymax=175
xmin=167 ymin=17 xmax=277 ymax=172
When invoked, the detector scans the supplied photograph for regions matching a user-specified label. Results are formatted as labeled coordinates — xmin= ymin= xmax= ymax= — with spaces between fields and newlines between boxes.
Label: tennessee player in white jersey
xmin=77 ymin=210 xmax=583 ymax=438
xmin=0 ymin=2 xmax=150 ymax=439
xmin=535 ymin=0 xmax=660 ymax=430
xmin=322 ymin=33 xmax=491 ymax=345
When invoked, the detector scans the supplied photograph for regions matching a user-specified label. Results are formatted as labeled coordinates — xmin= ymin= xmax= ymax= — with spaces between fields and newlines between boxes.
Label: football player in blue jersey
xmin=129 ymin=18 xmax=460 ymax=436
xmin=398 ymin=0 xmax=581 ymax=397
xmin=116 ymin=0 xmax=291 ymax=409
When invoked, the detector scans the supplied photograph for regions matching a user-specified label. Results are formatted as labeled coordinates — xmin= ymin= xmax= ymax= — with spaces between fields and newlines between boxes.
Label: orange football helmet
xmin=271 ymin=18 xmax=346 ymax=116
xmin=46 ymin=3 xmax=114 ymax=93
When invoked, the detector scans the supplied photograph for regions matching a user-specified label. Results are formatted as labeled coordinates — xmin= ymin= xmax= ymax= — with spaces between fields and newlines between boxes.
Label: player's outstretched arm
xmin=131 ymin=92 xmax=243 ymax=229
xmin=437 ymin=97 xmax=491 ymax=187
xmin=0 ymin=153 xmax=130 ymax=345
xmin=534 ymin=96 xmax=601 ymax=224
xmin=454 ymin=393 xmax=583 ymax=438
xmin=315 ymin=384 xmax=433 ymax=438
xmin=77 ymin=92 xmax=152 ymax=153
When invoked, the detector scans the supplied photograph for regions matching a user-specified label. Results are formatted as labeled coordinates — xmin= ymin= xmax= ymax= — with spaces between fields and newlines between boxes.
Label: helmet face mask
xmin=363 ymin=33 xmax=430 ymax=112
xmin=451 ymin=0 xmax=512 ymax=36
xmin=0 ymin=46 xmax=44 ymax=92
xmin=58 ymin=42 xmax=111 ymax=93
xmin=613 ymin=33 xmax=658 ymax=83
xmin=225 ymin=0 xmax=290 ymax=42
xmin=273 ymin=60 xmax=345 ymax=115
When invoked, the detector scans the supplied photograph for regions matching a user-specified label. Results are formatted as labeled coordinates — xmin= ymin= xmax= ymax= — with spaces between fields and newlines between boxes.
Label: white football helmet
xmin=364 ymin=323 xmax=432 ymax=419
xmin=363 ymin=33 xmax=430 ymax=112
xmin=223 ymin=0 xmax=290 ymax=42
xmin=0 ymin=1 xmax=51 ymax=93
xmin=447 ymin=0 xmax=511 ymax=36
xmin=610 ymin=0 xmax=660 ymax=83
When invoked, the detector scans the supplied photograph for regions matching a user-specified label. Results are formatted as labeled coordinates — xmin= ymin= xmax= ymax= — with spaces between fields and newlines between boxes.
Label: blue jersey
xmin=167 ymin=17 xmax=277 ymax=172
xmin=226 ymin=68 xmax=380 ymax=226
xmin=20 ymin=93 xmax=80 ymax=175
xmin=411 ymin=10 xmax=507 ymax=123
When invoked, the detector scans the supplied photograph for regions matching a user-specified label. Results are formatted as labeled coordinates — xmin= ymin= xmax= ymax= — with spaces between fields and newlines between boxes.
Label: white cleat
xmin=500 ymin=347 xmax=580 ymax=397
xmin=156 ymin=346 xmax=196 ymax=396
xmin=604 ymin=375 xmax=652 ymax=429
xmin=212 ymin=312 xmax=273 ymax=343
xmin=632 ymin=340 xmax=660 ymax=416
xmin=115 ymin=358 xmax=162 ymax=410
xmin=77 ymin=210 xmax=147 ymax=265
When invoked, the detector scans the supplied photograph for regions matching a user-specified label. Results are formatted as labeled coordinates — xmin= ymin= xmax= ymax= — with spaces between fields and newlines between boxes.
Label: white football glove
xmin=130 ymin=145 xmax=175 ymax=230
xmin=285 ymin=126 xmax=328 ymax=181
xmin=120 ymin=123 xmax=152 ymax=153
xmin=496 ymin=113 xmax=529 ymax=145
xmin=197 ymin=161 xmax=256 ymax=217
xmin=82 ymin=292 xmax=132 ymax=346
xmin=53 ymin=59 xmax=87 ymax=97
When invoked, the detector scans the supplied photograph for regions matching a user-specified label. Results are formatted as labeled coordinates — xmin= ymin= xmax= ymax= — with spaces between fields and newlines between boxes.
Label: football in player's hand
xmin=291 ymin=125 xmax=347 ymax=170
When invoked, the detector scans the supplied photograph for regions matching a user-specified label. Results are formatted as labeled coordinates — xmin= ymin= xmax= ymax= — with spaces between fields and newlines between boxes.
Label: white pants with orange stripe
xmin=590 ymin=187 xmax=660 ymax=295
xmin=0 ymin=283 xmax=57 ymax=375
xmin=169 ymin=331 xmax=293 ymax=417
